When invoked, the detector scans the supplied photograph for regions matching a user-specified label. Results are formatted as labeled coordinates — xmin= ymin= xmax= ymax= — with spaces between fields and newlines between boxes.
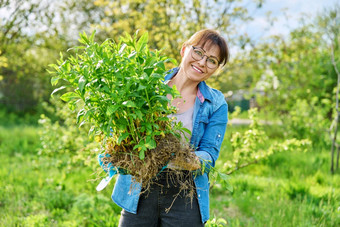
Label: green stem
xmin=144 ymin=89 xmax=154 ymax=124
xmin=127 ymin=112 xmax=139 ymax=144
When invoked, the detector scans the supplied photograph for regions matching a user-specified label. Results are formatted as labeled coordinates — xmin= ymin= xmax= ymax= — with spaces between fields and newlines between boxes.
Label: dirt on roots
xmin=100 ymin=133 xmax=200 ymax=193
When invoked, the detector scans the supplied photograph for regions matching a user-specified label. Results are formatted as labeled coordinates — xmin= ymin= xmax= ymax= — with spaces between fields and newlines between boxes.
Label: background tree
xmin=0 ymin=0 xmax=102 ymax=113
xmin=91 ymin=0 xmax=261 ymax=62
xmin=316 ymin=5 xmax=340 ymax=173
xmin=218 ymin=5 xmax=339 ymax=154
xmin=0 ymin=0 xmax=265 ymax=115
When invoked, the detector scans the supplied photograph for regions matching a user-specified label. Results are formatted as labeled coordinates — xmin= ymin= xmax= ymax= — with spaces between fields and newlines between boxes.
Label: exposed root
xmin=161 ymin=169 xmax=197 ymax=213
xmin=100 ymin=134 xmax=200 ymax=212
xmin=100 ymin=133 xmax=199 ymax=197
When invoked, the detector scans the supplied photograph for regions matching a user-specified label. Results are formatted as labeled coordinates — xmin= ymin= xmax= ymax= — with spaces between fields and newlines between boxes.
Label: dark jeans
xmin=118 ymin=171 xmax=204 ymax=227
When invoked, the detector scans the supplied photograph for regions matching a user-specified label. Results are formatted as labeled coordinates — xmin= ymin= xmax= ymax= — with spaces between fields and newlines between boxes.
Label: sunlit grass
xmin=0 ymin=126 xmax=121 ymax=226
xmin=211 ymin=124 xmax=340 ymax=227
xmin=0 ymin=125 xmax=339 ymax=226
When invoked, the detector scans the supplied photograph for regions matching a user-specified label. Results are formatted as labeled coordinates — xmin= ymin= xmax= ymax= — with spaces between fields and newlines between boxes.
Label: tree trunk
xmin=331 ymin=122 xmax=338 ymax=174
xmin=336 ymin=144 xmax=339 ymax=170
xmin=330 ymin=38 xmax=340 ymax=174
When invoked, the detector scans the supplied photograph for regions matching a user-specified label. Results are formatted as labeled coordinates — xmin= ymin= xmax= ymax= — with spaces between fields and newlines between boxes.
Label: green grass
xmin=0 ymin=125 xmax=339 ymax=226
xmin=0 ymin=126 xmax=121 ymax=226
xmin=211 ymin=125 xmax=340 ymax=227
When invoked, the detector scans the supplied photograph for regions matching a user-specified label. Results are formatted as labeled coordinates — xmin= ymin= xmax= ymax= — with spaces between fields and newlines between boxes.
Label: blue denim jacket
xmin=98 ymin=67 xmax=228 ymax=223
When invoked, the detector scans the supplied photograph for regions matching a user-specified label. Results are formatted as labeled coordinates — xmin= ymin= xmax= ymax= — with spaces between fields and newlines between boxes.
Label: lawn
xmin=0 ymin=124 xmax=339 ymax=226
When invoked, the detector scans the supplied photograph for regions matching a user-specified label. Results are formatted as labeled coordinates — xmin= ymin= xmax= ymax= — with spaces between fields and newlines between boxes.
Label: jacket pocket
xmin=215 ymin=132 xmax=222 ymax=146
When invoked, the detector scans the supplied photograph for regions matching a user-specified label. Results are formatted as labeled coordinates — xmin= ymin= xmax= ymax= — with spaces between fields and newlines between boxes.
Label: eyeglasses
xmin=191 ymin=46 xmax=220 ymax=69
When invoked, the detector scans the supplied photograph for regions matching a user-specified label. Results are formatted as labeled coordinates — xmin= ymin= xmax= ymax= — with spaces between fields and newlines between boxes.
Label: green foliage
xmin=1 ymin=1 xmax=340 ymax=225
xmin=206 ymin=216 xmax=228 ymax=227
xmin=228 ymin=5 xmax=339 ymax=115
xmin=0 ymin=125 xmax=40 ymax=156
xmin=0 ymin=50 xmax=7 ymax=77
xmin=206 ymin=165 xmax=233 ymax=193
xmin=0 ymin=0 xmax=102 ymax=114
xmin=50 ymin=31 xmax=183 ymax=159
xmin=92 ymin=0 xmax=258 ymax=62
xmin=253 ymin=29 xmax=335 ymax=114
xmin=223 ymin=108 xmax=311 ymax=174
xmin=217 ymin=6 xmax=339 ymax=151
xmin=285 ymin=182 xmax=311 ymax=201
xmin=1 ymin=124 xmax=340 ymax=226
xmin=0 ymin=126 xmax=122 ymax=226
xmin=211 ymin=127 xmax=340 ymax=226
xmin=283 ymin=98 xmax=331 ymax=147
xmin=38 ymin=114 xmax=100 ymax=169
xmin=0 ymin=108 xmax=41 ymax=126
xmin=38 ymin=98 xmax=100 ymax=169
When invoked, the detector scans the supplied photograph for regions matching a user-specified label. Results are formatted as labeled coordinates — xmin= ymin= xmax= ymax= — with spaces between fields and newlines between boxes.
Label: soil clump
xmin=101 ymin=133 xmax=200 ymax=191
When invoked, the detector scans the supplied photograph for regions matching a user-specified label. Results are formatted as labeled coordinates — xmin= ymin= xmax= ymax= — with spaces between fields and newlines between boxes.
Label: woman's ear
xmin=180 ymin=45 xmax=187 ymax=58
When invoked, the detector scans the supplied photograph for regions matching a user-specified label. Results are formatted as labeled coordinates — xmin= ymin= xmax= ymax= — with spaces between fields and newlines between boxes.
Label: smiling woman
xmin=51 ymin=29 xmax=230 ymax=226
xmin=117 ymin=29 xmax=230 ymax=226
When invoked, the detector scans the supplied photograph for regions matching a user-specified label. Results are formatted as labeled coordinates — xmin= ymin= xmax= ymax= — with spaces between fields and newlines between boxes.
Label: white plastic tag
xmin=96 ymin=175 xmax=113 ymax=191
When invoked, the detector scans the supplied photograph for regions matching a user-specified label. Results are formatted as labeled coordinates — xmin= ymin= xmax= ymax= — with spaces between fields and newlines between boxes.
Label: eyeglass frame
xmin=191 ymin=46 xmax=221 ymax=69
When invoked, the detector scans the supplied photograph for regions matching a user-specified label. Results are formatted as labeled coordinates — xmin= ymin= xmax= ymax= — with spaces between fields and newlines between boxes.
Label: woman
xmin=98 ymin=29 xmax=229 ymax=226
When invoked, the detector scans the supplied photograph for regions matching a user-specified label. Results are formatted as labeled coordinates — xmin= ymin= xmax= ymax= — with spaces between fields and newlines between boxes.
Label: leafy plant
xmin=48 ymin=31 xmax=198 ymax=187
xmin=223 ymin=108 xmax=312 ymax=174
xmin=38 ymin=97 xmax=100 ymax=170
xmin=283 ymin=98 xmax=331 ymax=147
xmin=50 ymin=31 xmax=183 ymax=159
xmin=206 ymin=216 xmax=228 ymax=227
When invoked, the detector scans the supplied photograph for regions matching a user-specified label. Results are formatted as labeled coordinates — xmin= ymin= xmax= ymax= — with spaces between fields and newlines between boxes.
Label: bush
xmin=38 ymin=97 xmax=101 ymax=170
xmin=222 ymin=108 xmax=311 ymax=175
xmin=283 ymin=98 xmax=331 ymax=147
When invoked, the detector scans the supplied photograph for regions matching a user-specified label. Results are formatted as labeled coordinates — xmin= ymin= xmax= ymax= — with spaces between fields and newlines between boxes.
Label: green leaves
xmin=50 ymin=76 xmax=60 ymax=86
xmin=49 ymin=30 xmax=182 ymax=160
xmin=139 ymin=149 xmax=145 ymax=160
xmin=78 ymin=31 xmax=95 ymax=45
xmin=136 ymin=32 xmax=148 ymax=52
xmin=122 ymin=101 xmax=136 ymax=108
xmin=106 ymin=105 xmax=119 ymax=116
xmin=223 ymin=108 xmax=311 ymax=175
xmin=78 ymin=76 xmax=86 ymax=93
xmin=216 ymin=172 xmax=233 ymax=192
xmin=118 ymin=133 xmax=130 ymax=144
xmin=60 ymin=92 xmax=79 ymax=102
xmin=51 ymin=86 xmax=66 ymax=98
xmin=132 ymin=136 xmax=156 ymax=160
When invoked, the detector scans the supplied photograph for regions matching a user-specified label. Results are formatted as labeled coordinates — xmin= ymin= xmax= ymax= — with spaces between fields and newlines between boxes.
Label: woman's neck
xmin=170 ymin=68 xmax=199 ymax=95
xmin=167 ymin=69 xmax=198 ymax=113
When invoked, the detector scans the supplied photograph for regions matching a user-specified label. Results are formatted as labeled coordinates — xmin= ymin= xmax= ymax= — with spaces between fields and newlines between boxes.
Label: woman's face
xmin=180 ymin=42 xmax=220 ymax=82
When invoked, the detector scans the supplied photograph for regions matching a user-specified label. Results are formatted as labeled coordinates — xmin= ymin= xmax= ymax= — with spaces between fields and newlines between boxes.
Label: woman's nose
xmin=197 ymin=56 xmax=207 ymax=66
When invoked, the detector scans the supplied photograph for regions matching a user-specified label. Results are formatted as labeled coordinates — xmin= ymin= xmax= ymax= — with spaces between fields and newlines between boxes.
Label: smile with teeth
xmin=192 ymin=65 xmax=204 ymax=73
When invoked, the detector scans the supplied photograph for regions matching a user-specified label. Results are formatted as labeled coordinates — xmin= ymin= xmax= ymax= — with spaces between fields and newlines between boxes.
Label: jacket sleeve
xmin=194 ymin=103 xmax=228 ymax=175
xmin=98 ymin=153 xmax=128 ymax=176
xmin=98 ymin=153 xmax=118 ymax=177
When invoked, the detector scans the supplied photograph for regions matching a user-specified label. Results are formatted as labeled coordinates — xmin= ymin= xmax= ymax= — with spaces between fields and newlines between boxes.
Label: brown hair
xmin=183 ymin=29 xmax=229 ymax=66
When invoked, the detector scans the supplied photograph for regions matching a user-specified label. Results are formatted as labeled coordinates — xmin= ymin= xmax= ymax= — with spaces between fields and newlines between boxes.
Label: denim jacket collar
xmin=164 ymin=67 xmax=213 ymax=103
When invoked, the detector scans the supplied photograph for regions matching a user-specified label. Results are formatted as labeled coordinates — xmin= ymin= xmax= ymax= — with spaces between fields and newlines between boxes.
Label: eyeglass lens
xmin=191 ymin=47 xmax=219 ymax=69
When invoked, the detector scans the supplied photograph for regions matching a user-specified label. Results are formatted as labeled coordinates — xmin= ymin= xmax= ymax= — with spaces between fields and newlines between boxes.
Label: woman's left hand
xmin=167 ymin=155 xmax=201 ymax=171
